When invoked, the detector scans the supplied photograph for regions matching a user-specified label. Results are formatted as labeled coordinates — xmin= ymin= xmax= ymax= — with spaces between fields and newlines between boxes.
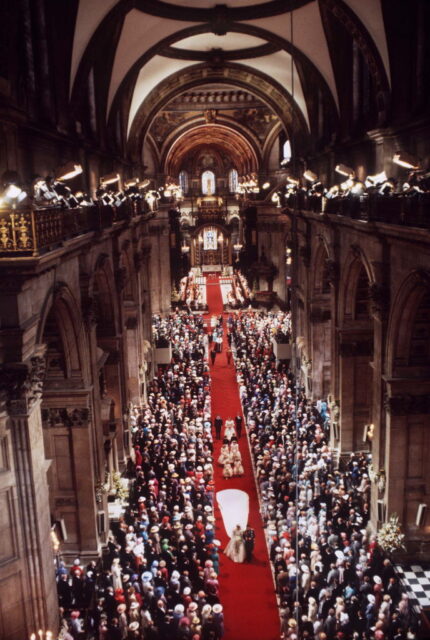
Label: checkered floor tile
xmin=396 ymin=564 xmax=430 ymax=611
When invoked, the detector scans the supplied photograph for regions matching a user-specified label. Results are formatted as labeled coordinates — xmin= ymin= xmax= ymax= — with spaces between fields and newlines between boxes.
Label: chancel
xmin=0 ymin=1 xmax=430 ymax=639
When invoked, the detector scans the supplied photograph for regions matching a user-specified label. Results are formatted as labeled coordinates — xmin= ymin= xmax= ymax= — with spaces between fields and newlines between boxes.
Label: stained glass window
xmin=179 ymin=170 xmax=188 ymax=195
xmin=229 ymin=168 xmax=238 ymax=193
xmin=202 ymin=170 xmax=216 ymax=195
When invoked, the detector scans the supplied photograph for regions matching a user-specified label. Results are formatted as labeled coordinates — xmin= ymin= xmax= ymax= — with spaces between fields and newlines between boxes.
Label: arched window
xmin=201 ymin=170 xmax=216 ymax=195
xmin=179 ymin=170 xmax=189 ymax=195
xmin=228 ymin=168 xmax=238 ymax=193
xmin=283 ymin=140 xmax=292 ymax=162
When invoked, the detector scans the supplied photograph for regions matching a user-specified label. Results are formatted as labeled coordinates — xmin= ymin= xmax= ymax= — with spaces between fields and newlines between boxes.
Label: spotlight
xmin=350 ymin=180 xmax=365 ymax=196
xmin=392 ymin=152 xmax=420 ymax=170
xmin=100 ymin=172 xmax=120 ymax=187
xmin=340 ymin=178 xmax=354 ymax=192
xmin=55 ymin=161 xmax=83 ymax=181
xmin=335 ymin=164 xmax=355 ymax=178
xmin=365 ymin=171 xmax=387 ymax=188
xmin=5 ymin=184 xmax=22 ymax=199
xmin=124 ymin=177 xmax=139 ymax=188
xmin=303 ymin=170 xmax=318 ymax=183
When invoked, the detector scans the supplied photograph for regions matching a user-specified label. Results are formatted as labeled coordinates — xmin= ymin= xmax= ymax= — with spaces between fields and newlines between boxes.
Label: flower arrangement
xmin=377 ymin=513 xmax=406 ymax=554
xmin=112 ymin=471 xmax=128 ymax=501
xmin=95 ymin=471 xmax=110 ymax=504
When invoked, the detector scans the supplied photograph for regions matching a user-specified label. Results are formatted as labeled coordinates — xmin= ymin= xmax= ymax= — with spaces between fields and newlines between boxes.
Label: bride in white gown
xmin=224 ymin=524 xmax=246 ymax=563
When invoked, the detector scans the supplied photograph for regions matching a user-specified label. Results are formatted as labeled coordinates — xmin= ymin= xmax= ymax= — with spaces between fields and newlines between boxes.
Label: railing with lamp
xmin=0 ymin=200 xmax=153 ymax=258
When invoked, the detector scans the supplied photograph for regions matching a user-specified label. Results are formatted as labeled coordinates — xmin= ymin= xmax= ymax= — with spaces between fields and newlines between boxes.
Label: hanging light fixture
xmin=55 ymin=161 xmax=83 ymax=181
xmin=303 ymin=170 xmax=318 ymax=183
xmin=335 ymin=164 xmax=355 ymax=178
xmin=392 ymin=152 xmax=420 ymax=170
xmin=100 ymin=172 xmax=120 ymax=186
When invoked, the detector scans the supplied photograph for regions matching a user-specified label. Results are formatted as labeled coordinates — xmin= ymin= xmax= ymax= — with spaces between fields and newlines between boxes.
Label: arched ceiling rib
xmin=70 ymin=0 xmax=391 ymax=160
xmin=173 ymin=32 xmax=267 ymax=51
xmin=127 ymin=63 xmax=311 ymax=162
xmin=71 ymin=0 xmax=119 ymax=91
xmin=107 ymin=11 xmax=196 ymax=112
xmin=342 ymin=0 xmax=390 ymax=83
xmin=165 ymin=0 xmax=274 ymax=6
xmin=244 ymin=2 xmax=339 ymax=109
xmin=164 ymin=124 xmax=259 ymax=175
xmin=127 ymin=52 xmax=309 ymax=137
xmin=128 ymin=57 xmax=196 ymax=137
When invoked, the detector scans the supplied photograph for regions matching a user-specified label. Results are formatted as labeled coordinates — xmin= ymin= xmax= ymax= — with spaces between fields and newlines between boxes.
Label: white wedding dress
xmin=224 ymin=525 xmax=246 ymax=563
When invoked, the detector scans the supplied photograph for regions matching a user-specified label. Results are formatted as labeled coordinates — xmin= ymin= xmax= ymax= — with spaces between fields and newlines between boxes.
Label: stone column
xmin=384 ymin=387 xmax=430 ymax=545
xmin=125 ymin=314 xmax=140 ymax=404
xmin=338 ymin=342 xmax=355 ymax=452
xmin=1 ymin=352 xmax=58 ymax=635
xmin=148 ymin=209 xmax=172 ymax=314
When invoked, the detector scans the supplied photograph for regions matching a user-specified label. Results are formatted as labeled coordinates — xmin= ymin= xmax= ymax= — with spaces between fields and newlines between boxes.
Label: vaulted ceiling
xmin=70 ymin=0 xmax=391 ymax=170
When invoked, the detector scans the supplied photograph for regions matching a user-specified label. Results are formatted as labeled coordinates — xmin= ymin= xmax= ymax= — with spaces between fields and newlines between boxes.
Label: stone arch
xmin=338 ymin=247 xmax=375 ymax=452
xmin=126 ymin=62 xmax=310 ymax=164
xmin=309 ymin=239 xmax=332 ymax=398
xmin=119 ymin=241 xmax=137 ymax=303
xmin=38 ymin=283 xmax=90 ymax=387
xmin=312 ymin=238 xmax=332 ymax=295
xmin=340 ymin=248 xmax=375 ymax=322
xmin=93 ymin=254 xmax=119 ymax=338
xmin=38 ymin=284 xmax=99 ymax=558
xmin=386 ymin=270 xmax=430 ymax=376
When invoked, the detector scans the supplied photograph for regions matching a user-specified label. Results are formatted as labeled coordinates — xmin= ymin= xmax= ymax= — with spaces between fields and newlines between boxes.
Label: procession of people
xmin=230 ymin=310 xmax=417 ymax=640
xmin=55 ymin=306 xmax=418 ymax=640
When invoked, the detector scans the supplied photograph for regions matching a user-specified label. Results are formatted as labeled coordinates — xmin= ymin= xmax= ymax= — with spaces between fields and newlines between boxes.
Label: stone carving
xmin=384 ymin=394 xmax=430 ymax=416
xmin=204 ymin=109 xmax=217 ymax=123
xmin=0 ymin=354 xmax=46 ymax=415
xmin=42 ymin=407 xmax=90 ymax=427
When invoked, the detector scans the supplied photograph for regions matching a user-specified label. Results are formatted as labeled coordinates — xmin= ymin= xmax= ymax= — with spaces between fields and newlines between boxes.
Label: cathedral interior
xmin=0 ymin=1 xmax=430 ymax=639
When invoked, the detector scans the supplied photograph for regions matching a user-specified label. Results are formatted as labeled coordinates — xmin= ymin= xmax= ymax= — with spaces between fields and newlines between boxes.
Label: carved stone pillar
xmin=148 ymin=208 xmax=171 ymax=314
xmin=42 ymin=405 xmax=100 ymax=560
xmin=0 ymin=352 xmax=58 ymax=635
xmin=384 ymin=387 xmax=430 ymax=545
xmin=125 ymin=314 xmax=140 ymax=405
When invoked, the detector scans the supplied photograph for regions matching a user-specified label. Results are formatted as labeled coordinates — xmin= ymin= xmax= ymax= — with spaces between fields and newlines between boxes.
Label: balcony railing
xmin=0 ymin=201 xmax=150 ymax=257
xmin=285 ymin=193 xmax=430 ymax=229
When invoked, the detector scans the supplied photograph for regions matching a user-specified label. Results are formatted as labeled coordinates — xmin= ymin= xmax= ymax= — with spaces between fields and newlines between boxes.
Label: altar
xmin=202 ymin=264 xmax=222 ymax=273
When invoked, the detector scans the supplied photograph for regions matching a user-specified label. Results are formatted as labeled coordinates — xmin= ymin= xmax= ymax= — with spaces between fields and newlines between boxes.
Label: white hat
xmin=367 ymin=594 xmax=375 ymax=603
xmin=213 ymin=604 xmax=223 ymax=614
xmin=373 ymin=575 xmax=382 ymax=584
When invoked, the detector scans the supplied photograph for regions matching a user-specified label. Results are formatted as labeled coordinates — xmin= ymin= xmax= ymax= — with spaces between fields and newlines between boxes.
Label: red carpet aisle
xmin=205 ymin=275 xmax=280 ymax=640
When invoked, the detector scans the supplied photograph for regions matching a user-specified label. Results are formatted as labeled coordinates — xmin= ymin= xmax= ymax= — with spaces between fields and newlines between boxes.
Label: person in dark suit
xmin=214 ymin=416 xmax=223 ymax=440
xmin=235 ymin=414 xmax=243 ymax=438
xmin=243 ymin=525 xmax=255 ymax=562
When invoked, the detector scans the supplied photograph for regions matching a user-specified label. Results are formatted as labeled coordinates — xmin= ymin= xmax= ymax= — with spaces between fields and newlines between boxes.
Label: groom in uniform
xmin=243 ymin=524 xmax=256 ymax=562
